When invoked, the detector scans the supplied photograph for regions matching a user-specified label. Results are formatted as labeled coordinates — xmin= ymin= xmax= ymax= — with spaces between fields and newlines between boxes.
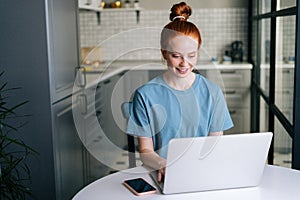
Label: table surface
xmin=73 ymin=165 xmax=300 ymax=200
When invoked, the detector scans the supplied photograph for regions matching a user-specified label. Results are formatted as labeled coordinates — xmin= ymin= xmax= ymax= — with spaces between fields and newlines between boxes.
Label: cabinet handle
xmin=282 ymin=90 xmax=290 ymax=94
xmin=229 ymin=110 xmax=237 ymax=115
xmin=75 ymin=66 xmax=86 ymax=88
xmin=220 ymin=70 xmax=236 ymax=74
xmin=225 ymin=90 xmax=236 ymax=94
xmin=104 ymin=79 xmax=111 ymax=84
xmin=118 ymin=71 xmax=126 ymax=76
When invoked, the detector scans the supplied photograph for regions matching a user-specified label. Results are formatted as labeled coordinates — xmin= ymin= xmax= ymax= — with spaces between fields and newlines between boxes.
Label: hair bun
xmin=169 ymin=2 xmax=192 ymax=22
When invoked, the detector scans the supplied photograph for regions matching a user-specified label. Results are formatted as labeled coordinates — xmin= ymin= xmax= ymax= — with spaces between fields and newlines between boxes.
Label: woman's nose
xmin=180 ymin=57 xmax=188 ymax=66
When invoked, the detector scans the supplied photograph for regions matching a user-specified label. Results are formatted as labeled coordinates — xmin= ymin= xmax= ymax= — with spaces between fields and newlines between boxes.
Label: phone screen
xmin=123 ymin=178 xmax=156 ymax=195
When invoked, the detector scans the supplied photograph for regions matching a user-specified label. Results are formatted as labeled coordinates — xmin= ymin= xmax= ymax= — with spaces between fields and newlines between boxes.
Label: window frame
xmin=249 ymin=0 xmax=300 ymax=169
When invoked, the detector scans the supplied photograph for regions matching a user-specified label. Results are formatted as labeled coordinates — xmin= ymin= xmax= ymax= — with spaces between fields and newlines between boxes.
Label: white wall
xmin=79 ymin=7 xmax=249 ymax=62
xmin=139 ymin=0 xmax=248 ymax=9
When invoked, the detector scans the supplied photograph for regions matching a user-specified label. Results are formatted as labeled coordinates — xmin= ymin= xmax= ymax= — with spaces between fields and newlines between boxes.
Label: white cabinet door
xmin=225 ymin=109 xmax=250 ymax=134
xmin=123 ymin=70 xmax=149 ymax=101
xmin=206 ymin=69 xmax=251 ymax=89
xmin=95 ymin=73 xmax=129 ymax=149
xmin=206 ymin=69 xmax=251 ymax=134
xmin=47 ymin=0 xmax=80 ymax=103
xmin=52 ymin=96 xmax=85 ymax=200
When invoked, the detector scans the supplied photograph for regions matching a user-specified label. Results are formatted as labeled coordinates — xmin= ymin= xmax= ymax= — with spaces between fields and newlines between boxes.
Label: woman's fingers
xmin=157 ymin=168 xmax=165 ymax=182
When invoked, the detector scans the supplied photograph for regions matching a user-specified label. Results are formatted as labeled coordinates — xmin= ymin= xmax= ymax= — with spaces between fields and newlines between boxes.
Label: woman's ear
xmin=161 ymin=49 xmax=167 ymax=60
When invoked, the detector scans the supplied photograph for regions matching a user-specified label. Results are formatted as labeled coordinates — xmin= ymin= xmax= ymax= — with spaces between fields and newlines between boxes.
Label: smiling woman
xmin=161 ymin=35 xmax=199 ymax=89
xmin=125 ymin=1 xmax=233 ymax=183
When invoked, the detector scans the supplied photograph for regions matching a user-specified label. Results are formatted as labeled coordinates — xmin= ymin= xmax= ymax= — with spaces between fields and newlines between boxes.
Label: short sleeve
xmin=126 ymin=90 xmax=153 ymax=138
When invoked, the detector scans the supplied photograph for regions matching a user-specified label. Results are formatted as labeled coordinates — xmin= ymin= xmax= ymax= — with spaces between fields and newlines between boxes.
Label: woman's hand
xmin=138 ymin=137 xmax=167 ymax=182
xmin=157 ymin=162 xmax=166 ymax=183
xmin=157 ymin=159 xmax=166 ymax=183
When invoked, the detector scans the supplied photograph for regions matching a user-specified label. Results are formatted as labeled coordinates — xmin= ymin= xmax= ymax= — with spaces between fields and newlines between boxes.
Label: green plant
xmin=0 ymin=71 xmax=38 ymax=200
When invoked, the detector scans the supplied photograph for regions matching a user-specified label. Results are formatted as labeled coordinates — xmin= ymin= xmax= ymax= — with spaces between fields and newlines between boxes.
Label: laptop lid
xmin=160 ymin=132 xmax=273 ymax=194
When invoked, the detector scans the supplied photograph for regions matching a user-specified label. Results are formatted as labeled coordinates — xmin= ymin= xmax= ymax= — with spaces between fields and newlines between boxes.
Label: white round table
xmin=73 ymin=165 xmax=300 ymax=200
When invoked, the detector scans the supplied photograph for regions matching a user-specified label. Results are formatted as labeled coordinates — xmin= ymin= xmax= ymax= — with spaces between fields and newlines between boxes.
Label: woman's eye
xmin=172 ymin=54 xmax=181 ymax=58
xmin=189 ymin=54 xmax=196 ymax=58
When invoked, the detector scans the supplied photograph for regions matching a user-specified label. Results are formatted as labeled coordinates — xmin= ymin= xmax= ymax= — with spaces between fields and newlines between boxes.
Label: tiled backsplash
xmin=79 ymin=8 xmax=248 ymax=61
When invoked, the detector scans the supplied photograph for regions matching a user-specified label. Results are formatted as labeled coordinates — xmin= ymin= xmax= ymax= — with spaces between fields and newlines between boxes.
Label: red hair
xmin=160 ymin=2 xmax=202 ymax=50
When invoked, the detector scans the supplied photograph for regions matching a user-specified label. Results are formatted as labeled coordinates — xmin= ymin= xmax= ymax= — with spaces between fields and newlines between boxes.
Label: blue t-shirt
xmin=126 ymin=74 xmax=233 ymax=158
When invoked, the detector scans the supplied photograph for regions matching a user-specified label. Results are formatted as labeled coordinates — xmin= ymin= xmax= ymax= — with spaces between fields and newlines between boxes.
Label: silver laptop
xmin=150 ymin=132 xmax=273 ymax=194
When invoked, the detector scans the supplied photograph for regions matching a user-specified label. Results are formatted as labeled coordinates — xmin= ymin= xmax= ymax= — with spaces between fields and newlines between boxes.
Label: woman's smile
xmin=175 ymin=67 xmax=189 ymax=74
xmin=162 ymin=35 xmax=198 ymax=79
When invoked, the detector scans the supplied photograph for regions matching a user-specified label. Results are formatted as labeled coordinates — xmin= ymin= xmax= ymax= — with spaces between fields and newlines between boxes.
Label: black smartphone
xmin=123 ymin=178 xmax=157 ymax=196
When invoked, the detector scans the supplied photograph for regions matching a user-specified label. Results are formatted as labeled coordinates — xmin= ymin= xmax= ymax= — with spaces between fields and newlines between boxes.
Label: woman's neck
xmin=163 ymin=72 xmax=196 ymax=91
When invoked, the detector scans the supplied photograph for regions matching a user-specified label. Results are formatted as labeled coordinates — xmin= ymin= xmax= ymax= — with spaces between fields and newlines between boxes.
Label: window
xmin=277 ymin=0 xmax=296 ymax=10
xmin=259 ymin=0 xmax=271 ymax=14
xmin=250 ymin=0 xmax=300 ymax=169
xmin=275 ymin=16 xmax=295 ymax=123
xmin=260 ymin=19 xmax=271 ymax=95
xmin=274 ymin=117 xmax=292 ymax=167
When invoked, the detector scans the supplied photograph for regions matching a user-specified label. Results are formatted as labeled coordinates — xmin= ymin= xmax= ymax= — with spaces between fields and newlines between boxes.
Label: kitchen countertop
xmin=80 ymin=60 xmax=252 ymax=89
xmin=260 ymin=63 xmax=295 ymax=69
xmin=84 ymin=60 xmax=252 ymax=72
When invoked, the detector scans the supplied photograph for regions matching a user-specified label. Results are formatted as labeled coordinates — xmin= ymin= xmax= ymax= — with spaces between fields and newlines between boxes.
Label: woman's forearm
xmin=139 ymin=150 xmax=166 ymax=170
xmin=137 ymin=136 xmax=166 ymax=170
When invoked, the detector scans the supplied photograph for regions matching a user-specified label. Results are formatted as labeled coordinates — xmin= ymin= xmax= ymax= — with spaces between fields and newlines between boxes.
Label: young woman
xmin=126 ymin=2 xmax=233 ymax=182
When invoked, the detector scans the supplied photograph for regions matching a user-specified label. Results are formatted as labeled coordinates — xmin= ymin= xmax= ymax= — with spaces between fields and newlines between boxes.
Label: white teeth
xmin=178 ymin=68 xmax=188 ymax=72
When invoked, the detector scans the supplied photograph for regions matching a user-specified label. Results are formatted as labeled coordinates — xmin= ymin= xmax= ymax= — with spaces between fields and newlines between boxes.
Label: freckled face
xmin=162 ymin=35 xmax=199 ymax=78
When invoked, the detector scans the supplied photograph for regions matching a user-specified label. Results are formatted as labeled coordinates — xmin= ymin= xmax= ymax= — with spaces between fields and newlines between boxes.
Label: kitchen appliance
xmin=231 ymin=41 xmax=243 ymax=62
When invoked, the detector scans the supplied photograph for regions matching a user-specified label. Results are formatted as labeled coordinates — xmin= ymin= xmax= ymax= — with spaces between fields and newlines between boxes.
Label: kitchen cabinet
xmin=96 ymin=73 xmax=128 ymax=149
xmin=81 ymin=70 xmax=149 ymax=174
xmin=47 ymin=0 xmax=87 ymax=198
xmin=74 ymin=84 xmax=113 ymax=184
xmin=47 ymin=0 xmax=80 ymax=103
xmin=1 ymin=0 xmax=85 ymax=199
xmin=74 ymin=72 xmax=132 ymax=183
xmin=205 ymin=69 xmax=251 ymax=134
xmin=52 ymin=95 xmax=85 ymax=200
xmin=123 ymin=70 xmax=150 ymax=101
